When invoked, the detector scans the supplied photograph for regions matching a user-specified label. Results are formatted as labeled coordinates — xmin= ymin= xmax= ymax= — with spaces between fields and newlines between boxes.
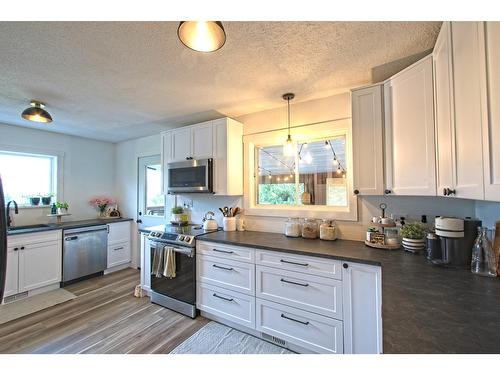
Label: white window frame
xmin=0 ymin=144 xmax=64 ymax=208
xmin=243 ymin=119 xmax=358 ymax=221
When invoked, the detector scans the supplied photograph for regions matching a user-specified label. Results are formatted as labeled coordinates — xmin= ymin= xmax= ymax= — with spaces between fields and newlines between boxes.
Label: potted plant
xmin=400 ymin=222 xmax=427 ymax=253
xmin=171 ymin=206 xmax=185 ymax=224
xmin=89 ymin=197 xmax=115 ymax=218
xmin=41 ymin=193 xmax=54 ymax=206
xmin=29 ymin=195 xmax=40 ymax=206
xmin=56 ymin=201 xmax=69 ymax=214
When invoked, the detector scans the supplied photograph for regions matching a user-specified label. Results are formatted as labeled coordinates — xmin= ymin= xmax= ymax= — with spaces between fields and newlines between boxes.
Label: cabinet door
xmin=4 ymin=246 xmax=19 ymax=298
xmin=482 ymin=22 xmax=500 ymax=201
xmin=384 ymin=55 xmax=436 ymax=196
xmin=18 ymin=240 xmax=62 ymax=292
xmin=192 ymin=121 xmax=213 ymax=159
xmin=450 ymin=22 xmax=485 ymax=200
xmin=342 ymin=262 xmax=382 ymax=354
xmin=352 ymin=84 xmax=384 ymax=195
xmin=171 ymin=127 xmax=192 ymax=161
xmin=140 ymin=235 xmax=151 ymax=291
xmin=161 ymin=131 xmax=172 ymax=194
xmin=107 ymin=221 xmax=131 ymax=245
xmin=433 ymin=22 xmax=456 ymax=197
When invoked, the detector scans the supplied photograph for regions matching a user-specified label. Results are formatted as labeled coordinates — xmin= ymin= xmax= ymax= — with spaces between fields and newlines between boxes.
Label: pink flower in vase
xmin=89 ymin=196 xmax=115 ymax=217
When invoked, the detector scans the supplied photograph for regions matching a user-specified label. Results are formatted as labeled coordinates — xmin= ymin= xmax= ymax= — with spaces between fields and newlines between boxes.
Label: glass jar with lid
xmin=302 ymin=218 xmax=318 ymax=239
xmin=320 ymin=219 xmax=337 ymax=241
xmin=284 ymin=217 xmax=301 ymax=238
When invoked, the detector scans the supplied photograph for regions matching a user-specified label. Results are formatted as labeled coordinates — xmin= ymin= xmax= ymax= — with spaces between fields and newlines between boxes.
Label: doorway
xmin=137 ymin=155 xmax=165 ymax=231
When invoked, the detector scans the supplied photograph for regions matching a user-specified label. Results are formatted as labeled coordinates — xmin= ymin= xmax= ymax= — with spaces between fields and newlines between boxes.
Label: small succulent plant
xmin=400 ymin=222 xmax=427 ymax=240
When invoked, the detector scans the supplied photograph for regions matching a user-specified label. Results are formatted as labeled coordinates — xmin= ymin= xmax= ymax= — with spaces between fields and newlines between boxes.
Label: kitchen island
xmin=198 ymin=230 xmax=500 ymax=354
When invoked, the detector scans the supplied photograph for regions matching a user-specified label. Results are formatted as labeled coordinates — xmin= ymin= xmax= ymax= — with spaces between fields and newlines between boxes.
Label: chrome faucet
xmin=6 ymin=200 xmax=18 ymax=228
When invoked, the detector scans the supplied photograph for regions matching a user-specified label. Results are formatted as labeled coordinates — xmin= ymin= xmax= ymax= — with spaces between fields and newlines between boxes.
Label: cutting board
xmin=494 ymin=221 xmax=500 ymax=276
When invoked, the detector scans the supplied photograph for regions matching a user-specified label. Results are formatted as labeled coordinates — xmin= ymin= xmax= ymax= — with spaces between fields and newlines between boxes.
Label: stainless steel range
xmin=147 ymin=224 xmax=219 ymax=318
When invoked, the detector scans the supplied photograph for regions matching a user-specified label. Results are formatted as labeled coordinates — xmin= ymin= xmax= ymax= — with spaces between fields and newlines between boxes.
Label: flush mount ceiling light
xmin=282 ymin=93 xmax=295 ymax=157
xmin=21 ymin=100 xmax=53 ymax=123
xmin=177 ymin=21 xmax=226 ymax=52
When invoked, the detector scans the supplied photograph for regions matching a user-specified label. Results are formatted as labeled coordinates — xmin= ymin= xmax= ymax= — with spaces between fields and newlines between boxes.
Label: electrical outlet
xmin=182 ymin=199 xmax=194 ymax=209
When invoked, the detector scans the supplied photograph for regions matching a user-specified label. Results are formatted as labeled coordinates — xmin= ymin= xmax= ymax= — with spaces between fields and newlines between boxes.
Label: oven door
xmin=150 ymin=244 xmax=196 ymax=305
xmin=167 ymin=159 xmax=213 ymax=193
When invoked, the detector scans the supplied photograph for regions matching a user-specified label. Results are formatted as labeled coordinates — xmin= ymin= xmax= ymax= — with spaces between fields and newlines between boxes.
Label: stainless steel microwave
xmin=167 ymin=158 xmax=213 ymax=194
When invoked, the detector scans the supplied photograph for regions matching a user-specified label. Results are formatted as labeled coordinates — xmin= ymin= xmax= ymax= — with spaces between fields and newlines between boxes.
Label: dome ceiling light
xmin=177 ymin=21 xmax=226 ymax=52
xmin=21 ymin=100 xmax=53 ymax=123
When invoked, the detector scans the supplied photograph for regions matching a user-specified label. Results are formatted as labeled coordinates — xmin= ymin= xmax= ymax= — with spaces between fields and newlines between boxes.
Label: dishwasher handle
xmin=65 ymin=236 xmax=79 ymax=241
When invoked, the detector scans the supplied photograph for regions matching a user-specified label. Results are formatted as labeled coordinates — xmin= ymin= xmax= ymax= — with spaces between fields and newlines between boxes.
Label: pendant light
xmin=177 ymin=21 xmax=226 ymax=52
xmin=21 ymin=100 xmax=53 ymax=123
xmin=282 ymin=93 xmax=295 ymax=157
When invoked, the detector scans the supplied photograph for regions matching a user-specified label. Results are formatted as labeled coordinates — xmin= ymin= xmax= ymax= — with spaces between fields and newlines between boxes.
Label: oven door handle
xmin=151 ymin=244 xmax=194 ymax=257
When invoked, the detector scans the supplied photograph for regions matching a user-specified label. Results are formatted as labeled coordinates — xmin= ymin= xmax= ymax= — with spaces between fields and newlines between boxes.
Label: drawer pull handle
xmin=280 ymin=259 xmax=309 ymax=267
xmin=280 ymin=313 xmax=310 ymax=325
xmin=212 ymin=293 xmax=234 ymax=302
xmin=114 ymin=247 xmax=124 ymax=251
xmin=212 ymin=264 xmax=234 ymax=271
xmin=280 ymin=278 xmax=309 ymax=287
xmin=213 ymin=248 xmax=234 ymax=254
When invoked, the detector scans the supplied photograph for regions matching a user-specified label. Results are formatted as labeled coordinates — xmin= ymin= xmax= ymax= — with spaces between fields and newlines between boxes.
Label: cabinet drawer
xmin=197 ymin=254 xmax=255 ymax=295
xmin=256 ymin=298 xmax=343 ymax=354
xmin=197 ymin=241 xmax=254 ymax=263
xmin=255 ymin=250 xmax=341 ymax=280
xmin=107 ymin=221 xmax=131 ymax=244
xmin=256 ymin=265 xmax=342 ymax=320
xmin=197 ymin=282 xmax=255 ymax=329
xmin=107 ymin=241 xmax=131 ymax=268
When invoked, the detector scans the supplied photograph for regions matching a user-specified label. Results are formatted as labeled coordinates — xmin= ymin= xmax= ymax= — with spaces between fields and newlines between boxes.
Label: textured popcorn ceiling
xmin=0 ymin=21 xmax=441 ymax=142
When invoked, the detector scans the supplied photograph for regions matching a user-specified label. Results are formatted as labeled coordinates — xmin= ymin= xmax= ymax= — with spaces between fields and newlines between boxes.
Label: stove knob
xmin=184 ymin=236 xmax=191 ymax=243
xmin=178 ymin=235 xmax=185 ymax=241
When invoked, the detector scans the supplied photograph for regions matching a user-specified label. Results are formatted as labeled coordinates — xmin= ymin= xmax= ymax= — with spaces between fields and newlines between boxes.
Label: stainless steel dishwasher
xmin=62 ymin=225 xmax=108 ymax=285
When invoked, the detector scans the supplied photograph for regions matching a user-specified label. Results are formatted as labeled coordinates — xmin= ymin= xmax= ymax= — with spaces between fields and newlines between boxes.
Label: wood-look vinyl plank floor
xmin=0 ymin=268 xmax=208 ymax=354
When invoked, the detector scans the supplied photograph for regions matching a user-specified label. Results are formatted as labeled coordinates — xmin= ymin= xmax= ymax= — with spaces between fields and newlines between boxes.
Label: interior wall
xmin=115 ymin=134 xmax=161 ymax=267
xmin=0 ymin=122 xmax=115 ymax=226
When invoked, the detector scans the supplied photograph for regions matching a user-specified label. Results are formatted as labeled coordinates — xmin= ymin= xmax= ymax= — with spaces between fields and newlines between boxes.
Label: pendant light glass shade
xmin=282 ymin=93 xmax=295 ymax=157
xmin=177 ymin=21 xmax=226 ymax=52
xmin=21 ymin=101 xmax=52 ymax=123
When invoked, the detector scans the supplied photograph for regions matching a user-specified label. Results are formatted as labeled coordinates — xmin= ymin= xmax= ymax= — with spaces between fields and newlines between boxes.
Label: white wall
xmin=0 ymin=123 xmax=115 ymax=226
xmin=115 ymin=134 xmax=161 ymax=266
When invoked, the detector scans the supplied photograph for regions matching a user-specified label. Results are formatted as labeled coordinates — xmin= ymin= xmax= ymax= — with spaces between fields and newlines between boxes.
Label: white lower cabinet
xmin=196 ymin=240 xmax=383 ymax=354
xmin=4 ymin=230 xmax=62 ymax=301
xmin=342 ymin=262 xmax=382 ymax=354
xmin=106 ymin=221 xmax=132 ymax=270
xmin=256 ymin=265 xmax=342 ymax=320
xmin=197 ymin=282 xmax=255 ymax=329
xmin=4 ymin=246 xmax=19 ymax=298
xmin=18 ymin=240 xmax=62 ymax=292
xmin=197 ymin=254 xmax=255 ymax=295
xmin=256 ymin=298 xmax=343 ymax=354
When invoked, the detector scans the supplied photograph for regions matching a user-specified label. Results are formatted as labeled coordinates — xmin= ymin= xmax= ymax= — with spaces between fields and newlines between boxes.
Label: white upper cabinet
xmin=449 ymin=22 xmax=485 ymax=199
xmin=162 ymin=117 xmax=243 ymax=196
xmin=351 ymin=84 xmax=384 ymax=196
xmin=384 ymin=55 xmax=436 ymax=196
xmin=433 ymin=21 xmax=455 ymax=198
xmin=171 ymin=127 xmax=192 ymax=162
xmin=192 ymin=121 xmax=214 ymax=159
xmin=481 ymin=22 xmax=500 ymax=201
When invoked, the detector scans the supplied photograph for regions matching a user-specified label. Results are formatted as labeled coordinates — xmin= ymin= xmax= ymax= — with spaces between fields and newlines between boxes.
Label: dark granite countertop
xmin=198 ymin=230 xmax=500 ymax=354
xmin=7 ymin=217 xmax=133 ymax=236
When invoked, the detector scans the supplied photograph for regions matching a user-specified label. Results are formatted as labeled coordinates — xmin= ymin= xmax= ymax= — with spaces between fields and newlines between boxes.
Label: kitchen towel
xmin=151 ymin=243 xmax=164 ymax=277
xmin=163 ymin=246 xmax=176 ymax=279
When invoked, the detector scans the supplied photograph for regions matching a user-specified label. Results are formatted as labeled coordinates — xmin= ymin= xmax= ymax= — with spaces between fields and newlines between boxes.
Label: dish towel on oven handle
xmin=151 ymin=243 xmax=164 ymax=277
xmin=163 ymin=246 xmax=177 ymax=279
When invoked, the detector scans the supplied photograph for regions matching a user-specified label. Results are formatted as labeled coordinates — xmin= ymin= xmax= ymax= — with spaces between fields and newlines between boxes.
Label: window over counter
xmin=244 ymin=119 xmax=357 ymax=220
xmin=0 ymin=149 xmax=60 ymax=207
